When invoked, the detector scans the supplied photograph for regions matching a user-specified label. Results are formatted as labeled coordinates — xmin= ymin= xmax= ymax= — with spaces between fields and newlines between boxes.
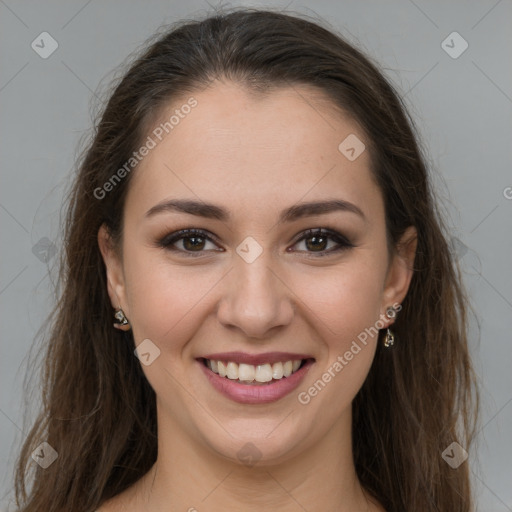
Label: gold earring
xmin=383 ymin=328 xmax=394 ymax=348
xmin=383 ymin=305 xmax=398 ymax=348
xmin=113 ymin=307 xmax=131 ymax=331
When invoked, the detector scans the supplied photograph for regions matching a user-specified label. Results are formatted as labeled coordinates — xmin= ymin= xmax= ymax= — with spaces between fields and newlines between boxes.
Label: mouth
xmin=196 ymin=353 xmax=315 ymax=404
xmin=199 ymin=357 xmax=311 ymax=384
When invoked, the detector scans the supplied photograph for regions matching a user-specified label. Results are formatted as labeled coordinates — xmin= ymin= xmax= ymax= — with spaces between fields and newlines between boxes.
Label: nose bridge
xmin=217 ymin=245 xmax=294 ymax=338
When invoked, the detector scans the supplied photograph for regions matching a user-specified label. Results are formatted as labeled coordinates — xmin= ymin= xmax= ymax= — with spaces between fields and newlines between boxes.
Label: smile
xmin=197 ymin=353 xmax=315 ymax=404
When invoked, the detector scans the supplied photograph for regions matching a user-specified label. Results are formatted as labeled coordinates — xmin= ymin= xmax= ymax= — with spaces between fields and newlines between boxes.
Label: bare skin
xmin=98 ymin=80 xmax=416 ymax=512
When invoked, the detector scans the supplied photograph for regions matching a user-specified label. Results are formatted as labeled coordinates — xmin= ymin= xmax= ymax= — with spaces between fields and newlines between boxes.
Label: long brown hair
xmin=14 ymin=7 xmax=479 ymax=511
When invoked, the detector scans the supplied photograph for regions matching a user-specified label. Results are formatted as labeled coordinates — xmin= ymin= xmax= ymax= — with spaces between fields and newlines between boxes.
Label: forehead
xmin=125 ymin=81 xmax=382 ymax=224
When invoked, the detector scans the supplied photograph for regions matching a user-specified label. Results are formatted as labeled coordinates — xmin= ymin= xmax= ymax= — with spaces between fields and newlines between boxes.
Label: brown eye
xmin=158 ymin=227 xmax=354 ymax=258
xmin=304 ymin=233 xmax=329 ymax=251
xmin=291 ymin=228 xmax=354 ymax=256
xmin=158 ymin=229 xmax=222 ymax=256
xmin=181 ymin=235 xmax=206 ymax=251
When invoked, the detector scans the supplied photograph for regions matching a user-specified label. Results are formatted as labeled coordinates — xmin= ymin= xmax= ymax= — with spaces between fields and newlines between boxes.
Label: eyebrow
xmin=145 ymin=198 xmax=366 ymax=224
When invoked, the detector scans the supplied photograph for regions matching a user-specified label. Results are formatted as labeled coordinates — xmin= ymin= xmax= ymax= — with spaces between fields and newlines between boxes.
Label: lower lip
xmin=197 ymin=359 xmax=315 ymax=404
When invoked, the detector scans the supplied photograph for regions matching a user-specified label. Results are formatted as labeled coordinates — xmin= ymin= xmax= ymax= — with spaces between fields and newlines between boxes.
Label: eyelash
xmin=157 ymin=228 xmax=354 ymax=258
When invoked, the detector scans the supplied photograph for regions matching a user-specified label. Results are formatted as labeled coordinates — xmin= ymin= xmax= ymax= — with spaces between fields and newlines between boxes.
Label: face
xmin=99 ymin=81 xmax=415 ymax=465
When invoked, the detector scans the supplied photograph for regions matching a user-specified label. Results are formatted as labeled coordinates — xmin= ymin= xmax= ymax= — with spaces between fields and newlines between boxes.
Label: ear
xmin=380 ymin=225 xmax=417 ymax=326
xmin=98 ymin=223 xmax=128 ymax=314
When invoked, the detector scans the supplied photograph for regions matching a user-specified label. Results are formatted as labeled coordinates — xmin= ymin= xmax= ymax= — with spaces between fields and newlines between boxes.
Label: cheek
xmin=290 ymin=260 xmax=385 ymax=344
xmin=292 ymin=260 xmax=384 ymax=390
xmin=122 ymin=246 xmax=220 ymax=350
xmin=292 ymin=265 xmax=384 ymax=419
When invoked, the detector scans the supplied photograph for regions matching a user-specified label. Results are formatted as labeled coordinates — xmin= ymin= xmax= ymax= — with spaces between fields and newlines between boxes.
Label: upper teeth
xmin=206 ymin=359 xmax=302 ymax=383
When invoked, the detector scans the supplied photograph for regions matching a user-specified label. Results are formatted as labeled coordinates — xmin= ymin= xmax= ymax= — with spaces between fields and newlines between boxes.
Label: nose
xmin=216 ymin=252 xmax=295 ymax=339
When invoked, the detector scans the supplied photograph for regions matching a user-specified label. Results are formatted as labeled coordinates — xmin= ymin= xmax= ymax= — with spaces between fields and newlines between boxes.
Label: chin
xmin=197 ymin=419 xmax=313 ymax=467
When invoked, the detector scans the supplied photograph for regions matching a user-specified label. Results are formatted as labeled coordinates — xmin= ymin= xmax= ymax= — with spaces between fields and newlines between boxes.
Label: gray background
xmin=1 ymin=0 xmax=511 ymax=510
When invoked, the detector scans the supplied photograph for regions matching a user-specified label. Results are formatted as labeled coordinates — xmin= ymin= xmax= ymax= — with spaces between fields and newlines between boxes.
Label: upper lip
xmin=199 ymin=351 xmax=314 ymax=366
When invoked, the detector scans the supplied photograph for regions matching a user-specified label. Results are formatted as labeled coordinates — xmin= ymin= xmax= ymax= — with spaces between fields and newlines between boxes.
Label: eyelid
xmin=291 ymin=228 xmax=353 ymax=247
xmin=289 ymin=228 xmax=354 ymax=257
xmin=157 ymin=227 xmax=354 ymax=256
xmin=158 ymin=228 xmax=221 ymax=247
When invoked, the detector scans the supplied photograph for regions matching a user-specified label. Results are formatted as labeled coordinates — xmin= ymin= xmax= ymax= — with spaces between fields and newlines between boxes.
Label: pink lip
xmin=197 ymin=358 xmax=315 ymax=404
xmin=200 ymin=351 xmax=314 ymax=366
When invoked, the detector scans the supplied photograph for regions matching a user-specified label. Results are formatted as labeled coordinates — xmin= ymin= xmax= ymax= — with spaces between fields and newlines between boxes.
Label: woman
xmin=14 ymin=8 xmax=479 ymax=511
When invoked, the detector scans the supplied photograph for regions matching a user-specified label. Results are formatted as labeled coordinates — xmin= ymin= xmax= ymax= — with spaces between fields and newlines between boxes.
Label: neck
xmin=131 ymin=405 xmax=374 ymax=512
